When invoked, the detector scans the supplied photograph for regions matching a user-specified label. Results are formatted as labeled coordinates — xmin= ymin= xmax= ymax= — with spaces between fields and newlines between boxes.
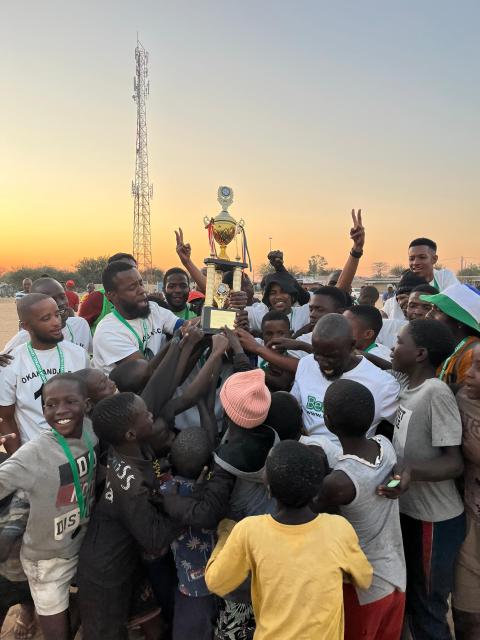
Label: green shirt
xmin=173 ymin=304 xmax=197 ymax=320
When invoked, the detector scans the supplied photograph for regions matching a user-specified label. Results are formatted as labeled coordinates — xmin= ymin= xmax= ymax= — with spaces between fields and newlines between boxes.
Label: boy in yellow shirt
xmin=205 ymin=440 xmax=372 ymax=640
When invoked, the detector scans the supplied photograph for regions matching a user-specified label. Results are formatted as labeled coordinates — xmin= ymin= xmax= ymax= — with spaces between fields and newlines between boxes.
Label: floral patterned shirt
xmin=161 ymin=475 xmax=217 ymax=597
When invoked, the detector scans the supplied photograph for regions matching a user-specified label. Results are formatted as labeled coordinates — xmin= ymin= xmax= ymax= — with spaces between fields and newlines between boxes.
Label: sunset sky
xmin=1 ymin=0 xmax=480 ymax=278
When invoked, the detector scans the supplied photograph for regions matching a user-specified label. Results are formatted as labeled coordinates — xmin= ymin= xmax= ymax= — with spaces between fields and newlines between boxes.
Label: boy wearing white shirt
xmin=343 ymin=305 xmax=392 ymax=362
xmin=291 ymin=314 xmax=399 ymax=444
xmin=93 ymin=262 xmax=183 ymax=375
xmin=408 ymin=237 xmax=459 ymax=291
xmin=0 ymin=295 xmax=89 ymax=452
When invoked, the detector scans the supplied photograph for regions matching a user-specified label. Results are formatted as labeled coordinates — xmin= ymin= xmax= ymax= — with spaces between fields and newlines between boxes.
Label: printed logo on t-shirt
xmin=54 ymin=507 xmax=80 ymax=541
xmin=393 ymin=404 xmax=412 ymax=453
xmin=21 ymin=367 xmax=64 ymax=385
xmin=56 ymin=449 xmax=97 ymax=509
xmin=305 ymin=395 xmax=324 ymax=417
xmin=110 ymin=456 xmax=136 ymax=491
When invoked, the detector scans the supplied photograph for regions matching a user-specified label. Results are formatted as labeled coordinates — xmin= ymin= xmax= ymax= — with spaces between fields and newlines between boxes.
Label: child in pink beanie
xmin=214 ymin=369 xmax=278 ymax=640
xmin=220 ymin=369 xmax=272 ymax=429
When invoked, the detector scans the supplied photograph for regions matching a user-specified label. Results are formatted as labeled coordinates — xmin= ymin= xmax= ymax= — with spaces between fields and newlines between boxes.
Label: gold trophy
xmin=201 ymin=186 xmax=247 ymax=333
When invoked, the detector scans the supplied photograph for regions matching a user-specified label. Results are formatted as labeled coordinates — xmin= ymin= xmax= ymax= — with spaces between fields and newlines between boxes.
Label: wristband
xmin=350 ymin=249 xmax=363 ymax=259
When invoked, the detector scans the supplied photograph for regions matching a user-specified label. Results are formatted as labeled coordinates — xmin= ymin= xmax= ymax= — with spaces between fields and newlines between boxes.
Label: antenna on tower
xmin=132 ymin=37 xmax=153 ymax=280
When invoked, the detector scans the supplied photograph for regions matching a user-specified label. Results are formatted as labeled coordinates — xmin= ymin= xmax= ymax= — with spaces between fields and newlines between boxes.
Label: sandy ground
xmin=0 ymin=299 xmax=20 ymax=351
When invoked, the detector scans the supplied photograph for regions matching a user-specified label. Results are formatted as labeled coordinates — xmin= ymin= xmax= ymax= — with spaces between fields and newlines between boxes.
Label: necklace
xmin=27 ymin=342 xmax=65 ymax=384
xmin=113 ymin=310 xmax=149 ymax=355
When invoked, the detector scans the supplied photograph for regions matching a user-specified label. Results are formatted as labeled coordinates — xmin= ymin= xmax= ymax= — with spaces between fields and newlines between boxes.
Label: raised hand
xmin=211 ymin=333 xmax=229 ymax=355
xmin=233 ymin=309 xmax=250 ymax=331
xmin=175 ymin=228 xmax=192 ymax=265
xmin=222 ymin=326 xmax=244 ymax=354
xmin=350 ymin=209 xmax=365 ymax=252
xmin=181 ymin=324 xmax=204 ymax=346
xmin=228 ymin=290 xmax=248 ymax=310
xmin=267 ymin=250 xmax=284 ymax=271
xmin=235 ymin=327 xmax=259 ymax=354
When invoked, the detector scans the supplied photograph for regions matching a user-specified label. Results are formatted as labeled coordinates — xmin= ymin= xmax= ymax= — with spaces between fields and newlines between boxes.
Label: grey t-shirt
xmin=0 ymin=419 xmax=98 ymax=561
xmin=336 ymin=436 xmax=406 ymax=604
xmin=392 ymin=377 xmax=464 ymax=522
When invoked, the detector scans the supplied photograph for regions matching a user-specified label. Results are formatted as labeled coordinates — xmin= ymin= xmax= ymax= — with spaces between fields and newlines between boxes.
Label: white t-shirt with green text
xmin=0 ymin=341 xmax=90 ymax=443
xmin=291 ymin=354 xmax=400 ymax=443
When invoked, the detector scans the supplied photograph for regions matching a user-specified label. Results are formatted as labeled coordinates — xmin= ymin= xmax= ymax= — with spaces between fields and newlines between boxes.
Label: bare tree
xmin=371 ymin=262 xmax=389 ymax=278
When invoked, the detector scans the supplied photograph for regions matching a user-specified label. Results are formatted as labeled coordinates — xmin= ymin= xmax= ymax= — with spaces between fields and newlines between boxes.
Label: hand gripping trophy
xmin=201 ymin=186 xmax=248 ymax=333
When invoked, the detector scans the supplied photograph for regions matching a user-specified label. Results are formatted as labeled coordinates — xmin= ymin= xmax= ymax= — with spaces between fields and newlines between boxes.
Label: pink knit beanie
xmin=220 ymin=369 xmax=271 ymax=429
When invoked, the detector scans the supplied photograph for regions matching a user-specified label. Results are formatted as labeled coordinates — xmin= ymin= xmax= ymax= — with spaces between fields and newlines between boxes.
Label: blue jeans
xmin=401 ymin=512 xmax=466 ymax=640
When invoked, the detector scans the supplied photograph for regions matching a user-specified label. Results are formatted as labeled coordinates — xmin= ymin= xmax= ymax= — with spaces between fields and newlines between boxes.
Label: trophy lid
xmin=215 ymin=186 xmax=236 ymax=223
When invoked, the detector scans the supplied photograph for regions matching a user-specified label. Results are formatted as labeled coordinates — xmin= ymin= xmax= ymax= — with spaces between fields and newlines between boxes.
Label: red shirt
xmin=65 ymin=289 xmax=80 ymax=311
xmin=78 ymin=290 xmax=104 ymax=326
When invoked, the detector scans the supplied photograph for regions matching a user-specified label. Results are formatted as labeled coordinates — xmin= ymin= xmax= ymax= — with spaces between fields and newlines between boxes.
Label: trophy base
xmin=201 ymin=306 xmax=237 ymax=334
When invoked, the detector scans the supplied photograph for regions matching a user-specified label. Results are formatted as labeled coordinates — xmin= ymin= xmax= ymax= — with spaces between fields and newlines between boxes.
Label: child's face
xmin=88 ymin=370 xmax=117 ymax=404
xmin=343 ymin=310 xmax=373 ymax=349
xmin=465 ymin=346 xmax=480 ymax=400
xmin=262 ymin=320 xmax=291 ymax=350
xmin=391 ymin=326 xmax=418 ymax=373
xmin=309 ymin=294 xmax=339 ymax=326
xmin=130 ymin=396 xmax=154 ymax=441
xmin=43 ymin=380 xmax=88 ymax=437
xmin=268 ymin=285 xmax=293 ymax=314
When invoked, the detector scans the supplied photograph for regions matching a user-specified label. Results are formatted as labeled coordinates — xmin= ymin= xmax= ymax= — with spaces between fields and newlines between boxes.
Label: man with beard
xmin=291 ymin=314 xmax=399 ymax=444
xmin=79 ymin=252 xmax=137 ymax=332
xmin=93 ymin=262 xmax=184 ymax=374
xmin=0 ymin=294 xmax=90 ymax=453
xmin=3 ymin=277 xmax=92 ymax=354
xmin=163 ymin=268 xmax=198 ymax=320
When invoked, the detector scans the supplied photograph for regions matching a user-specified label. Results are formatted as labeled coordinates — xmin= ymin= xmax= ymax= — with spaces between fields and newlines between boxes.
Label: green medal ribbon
xmin=66 ymin=323 xmax=74 ymax=342
xmin=364 ymin=342 xmax=378 ymax=353
xmin=113 ymin=310 xmax=149 ymax=355
xmin=27 ymin=342 xmax=65 ymax=385
xmin=438 ymin=337 xmax=469 ymax=381
xmin=52 ymin=429 xmax=95 ymax=520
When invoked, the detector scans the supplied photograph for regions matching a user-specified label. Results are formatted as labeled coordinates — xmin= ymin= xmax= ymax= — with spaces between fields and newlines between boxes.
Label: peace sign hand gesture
xmin=175 ymin=228 xmax=192 ymax=265
xmin=350 ymin=209 xmax=365 ymax=252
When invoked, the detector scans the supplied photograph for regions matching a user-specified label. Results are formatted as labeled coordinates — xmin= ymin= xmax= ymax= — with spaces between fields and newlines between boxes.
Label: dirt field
xmin=0 ymin=299 xmax=20 ymax=350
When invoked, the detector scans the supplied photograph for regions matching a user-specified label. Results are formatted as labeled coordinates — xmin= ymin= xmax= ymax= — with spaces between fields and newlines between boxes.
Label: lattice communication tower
xmin=132 ymin=38 xmax=153 ymax=276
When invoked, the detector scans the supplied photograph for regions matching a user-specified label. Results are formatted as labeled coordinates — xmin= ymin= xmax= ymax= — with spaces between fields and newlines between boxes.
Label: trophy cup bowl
xmin=211 ymin=213 xmax=237 ymax=260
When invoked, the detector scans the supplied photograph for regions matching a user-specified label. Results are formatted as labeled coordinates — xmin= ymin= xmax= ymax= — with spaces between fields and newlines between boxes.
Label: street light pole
xmin=268 ymin=237 xmax=272 ymax=252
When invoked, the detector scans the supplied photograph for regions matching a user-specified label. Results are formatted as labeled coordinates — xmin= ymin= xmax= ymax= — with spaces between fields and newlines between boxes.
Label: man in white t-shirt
xmin=0 ymin=294 xmax=89 ymax=452
xmin=93 ymin=262 xmax=184 ymax=374
xmin=291 ymin=314 xmax=399 ymax=444
xmin=4 ymin=277 xmax=92 ymax=354
xmin=383 ymin=240 xmax=458 ymax=321
xmin=408 ymin=237 xmax=459 ymax=291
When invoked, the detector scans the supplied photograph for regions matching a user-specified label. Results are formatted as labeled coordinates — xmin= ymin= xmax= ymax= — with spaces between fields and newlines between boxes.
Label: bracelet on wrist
xmin=350 ymin=248 xmax=363 ymax=259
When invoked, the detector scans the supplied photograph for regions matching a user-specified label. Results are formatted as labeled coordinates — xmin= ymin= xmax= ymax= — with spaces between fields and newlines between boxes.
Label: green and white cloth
xmin=421 ymin=283 xmax=480 ymax=332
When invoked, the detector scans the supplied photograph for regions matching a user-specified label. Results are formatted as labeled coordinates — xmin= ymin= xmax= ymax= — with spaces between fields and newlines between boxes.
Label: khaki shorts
xmin=20 ymin=549 xmax=78 ymax=616
xmin=454 ymin=513 xmax=480 ymax=613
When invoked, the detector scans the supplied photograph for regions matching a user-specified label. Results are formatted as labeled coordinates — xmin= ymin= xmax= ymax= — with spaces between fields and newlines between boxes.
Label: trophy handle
xmin=204 ymin=216 xmax=213 ymax=228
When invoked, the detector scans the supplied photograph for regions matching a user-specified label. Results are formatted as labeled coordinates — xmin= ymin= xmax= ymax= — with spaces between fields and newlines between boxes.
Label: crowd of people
xmin=0 ymin=210 xmax=479 ymax=640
